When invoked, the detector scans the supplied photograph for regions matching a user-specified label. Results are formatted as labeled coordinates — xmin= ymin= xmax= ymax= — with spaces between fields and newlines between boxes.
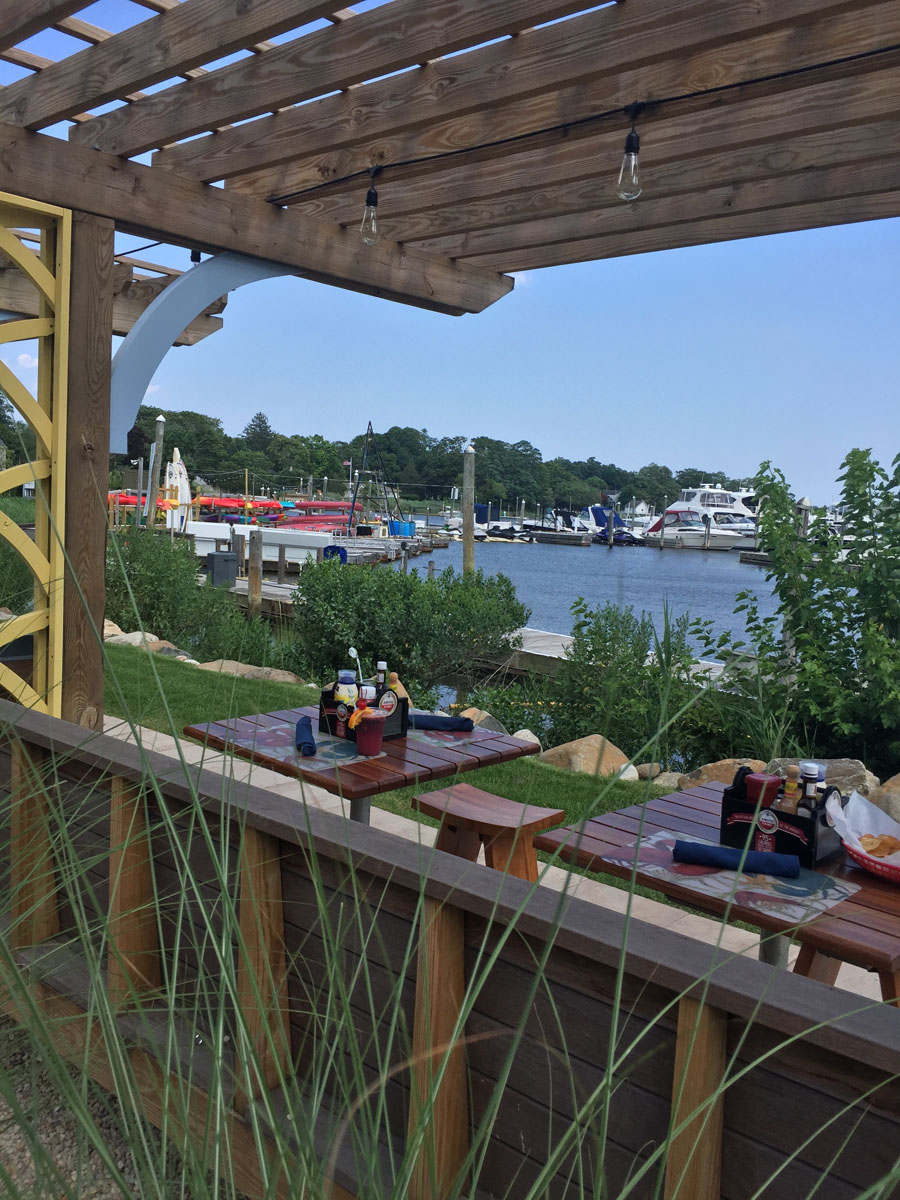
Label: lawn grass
xmin=103 ymin=643 xmax=320 ymax=734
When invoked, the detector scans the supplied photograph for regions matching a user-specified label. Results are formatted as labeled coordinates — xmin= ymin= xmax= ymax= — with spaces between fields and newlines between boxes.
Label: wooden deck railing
xmin=1 ymin=697 xmax=900 ymax=1199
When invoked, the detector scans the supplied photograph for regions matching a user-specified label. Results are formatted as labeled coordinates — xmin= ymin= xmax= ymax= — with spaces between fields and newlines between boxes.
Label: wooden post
xmin=62 ymin=212 xmax=115 ymax=730
xmin=234 ymin=827 xmax=290 ymax=1111
xmin=664 ymin=996 xmax=727 ymax=1200
xmin=659 ymin=494 xmax=667 ymax=551
xmin=248 ymin=529 xmax=263 ymax=618
xmin=107 ymin=776 xmax=161 ymax=1005
xmin=462 ymin=442 xmax=476 ymax=577
xmin=428 ymin=559 xmax=435 ymax=582
xmin=233 ymin=531 xmax=245 ymax=578
xmin=277 ymin=544 xmax=287 ymax=585
xmin=145 ymin=413 xmax=166 ymax=527
xmin=409 ymin=896 xmax=469 ymax=1200
xmin=9 ymin=742 xmax=59 ymax=950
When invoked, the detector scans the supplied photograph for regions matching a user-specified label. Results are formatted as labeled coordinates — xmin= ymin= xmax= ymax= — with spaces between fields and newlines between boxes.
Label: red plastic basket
xmin=844 ymin=842 xmax=900 ymax=883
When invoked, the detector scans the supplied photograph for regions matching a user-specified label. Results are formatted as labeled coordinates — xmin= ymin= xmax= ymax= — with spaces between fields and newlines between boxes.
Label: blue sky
xmin=3 ymin=4 xmax=899 ymax=503
xmin=133 ymin=216 xmax=900 ymax=503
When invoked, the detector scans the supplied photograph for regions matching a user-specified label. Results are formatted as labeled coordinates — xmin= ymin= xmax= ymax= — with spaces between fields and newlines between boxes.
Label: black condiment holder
xmin=720 ymin=768 xmax=842 ymax=869
xmin=318 ymin=685 xmax=408 ymax=743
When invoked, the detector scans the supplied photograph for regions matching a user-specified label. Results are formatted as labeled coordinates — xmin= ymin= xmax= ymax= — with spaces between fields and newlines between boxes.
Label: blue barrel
xmin=388 ymin=520 xmax=403 ymax=536
xmin=323 ymin=545 xmax=347 ymax=563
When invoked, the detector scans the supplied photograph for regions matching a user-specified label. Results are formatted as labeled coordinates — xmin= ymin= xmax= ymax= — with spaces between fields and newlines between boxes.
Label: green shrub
xmin=0 ymin=495 xmax=39 ymax=613
xmin=106 ymin=529 xmax=283 ymax=667
xmin=703 ymin=451 xmax=900 ymax=777
xmin=287 ymin=559 xmax=529 ymax=692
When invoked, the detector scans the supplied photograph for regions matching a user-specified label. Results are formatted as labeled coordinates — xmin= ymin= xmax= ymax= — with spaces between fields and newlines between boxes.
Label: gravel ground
xmin=0 ymin=1013 xmax=150 ymax=1197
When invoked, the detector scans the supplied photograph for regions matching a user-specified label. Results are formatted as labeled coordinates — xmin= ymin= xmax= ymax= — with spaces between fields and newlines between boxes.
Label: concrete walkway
xmin=103 ymin=715 xmax=882 ymax=1004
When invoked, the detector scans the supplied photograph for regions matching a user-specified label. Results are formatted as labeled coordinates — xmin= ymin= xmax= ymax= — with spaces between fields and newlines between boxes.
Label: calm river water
xmin=406 ymin=539 xmax=779 ymax=646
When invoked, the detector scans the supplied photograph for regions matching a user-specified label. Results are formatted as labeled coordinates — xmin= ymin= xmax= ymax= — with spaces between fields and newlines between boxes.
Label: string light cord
xmin=267 ymin=41 xmax=900 ymax=205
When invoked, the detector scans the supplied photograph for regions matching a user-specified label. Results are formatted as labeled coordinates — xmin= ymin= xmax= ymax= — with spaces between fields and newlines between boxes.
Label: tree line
xmin=109 ymin=406 xmax=750 ymax=511
xmin=117 ymin=407 xmax=752 ymax=511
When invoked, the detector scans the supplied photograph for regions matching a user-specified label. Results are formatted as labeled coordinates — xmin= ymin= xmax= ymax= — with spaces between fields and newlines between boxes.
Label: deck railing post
xmin=107 ymin=775 xmax=161 ymax=1005
xmin=408 ymin=895 xmax=469 ymax=1200
xmin=664 ymin=995 xmax=727 ymax=1200
xmin=9 ymin=741 xmax=59 ymax=950
xmin=234 ymin=826 xmax=290 ymax=1111
xmin=248 ymin=528 xmax=263 ymax=618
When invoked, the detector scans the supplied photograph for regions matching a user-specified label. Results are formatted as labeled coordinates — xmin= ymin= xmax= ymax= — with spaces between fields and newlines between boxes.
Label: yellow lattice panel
xmin=0 ymin=192 xmax=70 ymax=717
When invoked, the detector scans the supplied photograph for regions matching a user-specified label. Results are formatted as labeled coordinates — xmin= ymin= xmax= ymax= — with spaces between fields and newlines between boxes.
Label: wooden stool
xmin=412 ymin=783 xmax=564 ymax=882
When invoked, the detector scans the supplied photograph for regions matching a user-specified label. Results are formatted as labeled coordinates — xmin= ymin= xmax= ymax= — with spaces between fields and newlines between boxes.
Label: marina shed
xmin=0 ymin=3 xmax=898 ymax=1198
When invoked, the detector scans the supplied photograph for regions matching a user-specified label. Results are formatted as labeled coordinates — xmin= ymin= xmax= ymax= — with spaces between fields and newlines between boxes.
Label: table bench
xmin=535 ymin=782 xmax=900 ymax=1003
xmin=412 ymin=783 xmax=564 ymax=882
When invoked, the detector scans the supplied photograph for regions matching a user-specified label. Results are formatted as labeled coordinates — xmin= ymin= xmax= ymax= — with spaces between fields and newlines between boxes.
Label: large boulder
xmin=541 ymin=734 xmax=635 ymax=779
xmin=678 ymin=758 xmax=766 ymax=790
xmin=868 ymin=771 xmax=900 ymax=822
xmin=655 ymin=771 xmax=683 ymax=791
xmin=636 ymin=762 xmax=662 ymax=780
xmin=103 ymin=618 xmax=124 ymax=639
xmin=106 ymin=630 xmax=159 ymax=647
xmin=195 ymin=659 xmax=305 ymax=685
xmin=459 ymin=707 xmax=509 ymax=735
xmin=765 ymin=757 xmax=880 ymax=798
xmin=512 ymin=728 xmax=542 ymax=748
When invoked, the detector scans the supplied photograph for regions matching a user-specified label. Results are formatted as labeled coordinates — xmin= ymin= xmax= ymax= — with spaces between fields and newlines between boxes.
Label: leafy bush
xmin=287 ymin=559 xmax=528 ymax=692
xmin=105 ymin=530 xmax=282 ymax=666
xmin=704 ymin=451 xmax=900 ymax=777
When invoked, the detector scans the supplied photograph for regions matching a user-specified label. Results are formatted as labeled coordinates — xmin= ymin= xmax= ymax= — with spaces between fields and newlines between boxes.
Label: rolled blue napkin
xmin=294 ymin=715 xmax=317 ymax=757
xmin=408 ymin=713 xmax=475 ymax=732
xmin=673 ymin=840 xmax=800 ymax=879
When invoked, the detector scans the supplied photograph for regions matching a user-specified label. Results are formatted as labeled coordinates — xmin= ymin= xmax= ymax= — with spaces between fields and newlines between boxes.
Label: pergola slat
xmin=280 ymin=65 xmax=900 ymax=232
xmin=0 ymin=0 xmax=356 ymax=129
xmin=408 ymin=156 xmax=900 ymax=261
xmin=68 ymin=0 xmax=592 ymax=157
xmin=0 ymin=0 xmax=84 ymax=51
xmin=0 ymin=121 xmax=512 ymax=316
xmin=159 ymin=0 xmax=887 ymax=186
xmin=463 ymin=191 xmax=900 ymax=273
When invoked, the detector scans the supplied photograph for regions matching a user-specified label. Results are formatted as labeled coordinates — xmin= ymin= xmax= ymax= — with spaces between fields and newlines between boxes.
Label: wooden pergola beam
xmin=0 ymin=0 xmax=354 ymax=129
xmin=463 ymin=190 xmax=900 ymax=272
xmin=0 ymin=0 xmax=84 ymax=51
xmin=161 ymin=0 xmax=889 ymax=186
xmin=280 ymin=64 xmax=900 ymax=234
xmin=411 ymin=155 xmax=900 ymax=263
xmin=0 ymin=123 xmax=512 ymax=316
xmin=68 ymin=0 xmax=591 ymax=157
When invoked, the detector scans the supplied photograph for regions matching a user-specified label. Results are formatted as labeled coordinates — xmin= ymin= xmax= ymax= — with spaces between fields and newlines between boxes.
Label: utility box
xmin=206 ymin=551 xmax=237 ymax=587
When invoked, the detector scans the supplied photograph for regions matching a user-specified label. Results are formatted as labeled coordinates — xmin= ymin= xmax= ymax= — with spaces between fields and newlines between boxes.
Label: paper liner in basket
xmin=825 ymin=790 xmax=900 ymax=865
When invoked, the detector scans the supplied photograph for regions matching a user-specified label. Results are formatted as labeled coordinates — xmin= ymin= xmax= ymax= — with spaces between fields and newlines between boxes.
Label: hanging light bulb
xmin=359 ymin=169 xmax=379 ymax=246
xmin=616 ymin=104 xmax=643 ymax=201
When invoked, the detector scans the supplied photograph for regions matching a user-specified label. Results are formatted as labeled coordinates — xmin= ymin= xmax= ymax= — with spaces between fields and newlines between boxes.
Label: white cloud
xmin=511 ymin=271 xmax=535 ymax=288
xmin=15 ymin=353 xmax=38 ymax=369
xmin=145 ymin=383 xmax=162 ymax=395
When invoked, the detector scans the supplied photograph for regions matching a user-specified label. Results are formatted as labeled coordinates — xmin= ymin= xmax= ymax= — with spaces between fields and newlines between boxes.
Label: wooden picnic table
xmin=184 ymin=705 xmax=540 ymax=810
xmin=534 ymin=781 xmax=900 ymax=1004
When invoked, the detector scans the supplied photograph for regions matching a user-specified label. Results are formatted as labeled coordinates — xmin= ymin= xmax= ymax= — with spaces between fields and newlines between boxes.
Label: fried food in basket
xmin=860 ymin=834 xmax=900 ymax=858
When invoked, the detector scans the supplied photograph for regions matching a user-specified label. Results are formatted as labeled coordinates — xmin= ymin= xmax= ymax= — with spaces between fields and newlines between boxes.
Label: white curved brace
xmin=109 ymin=252 xmax=293 ymax=452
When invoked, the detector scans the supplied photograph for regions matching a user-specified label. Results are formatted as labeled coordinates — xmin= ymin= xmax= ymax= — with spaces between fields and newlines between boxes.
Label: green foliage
xmin=701 ymin=451 xmax=900 ymax=777
xmin=105 ymin=530 xmax=283 ymax=666
xmin=0 ymin=496 xmax=36 ymax=613
xmin=287 ymin=559 xmax=528 ymax=693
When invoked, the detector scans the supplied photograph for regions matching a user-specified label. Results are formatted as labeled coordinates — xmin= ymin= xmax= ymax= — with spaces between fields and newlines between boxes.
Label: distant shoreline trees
xmin=118 ymin=405 xmax=750 ymax=510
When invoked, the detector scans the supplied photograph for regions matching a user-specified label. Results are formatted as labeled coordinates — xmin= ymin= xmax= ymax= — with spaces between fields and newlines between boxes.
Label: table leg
xmin=878 ymin=971 xmax=900 ymax=1007
xmin=758 ymin=933 xmax=790 ymax=969
xmin=483 ymin=832 xmax=538 ymax=882
xmin=435 ymin=822 xmax=481 ymax=862
xmin=794 ymin=943 xmax=841 ymax=985
xmin=350 ymin=797 xmax=371 ymax=824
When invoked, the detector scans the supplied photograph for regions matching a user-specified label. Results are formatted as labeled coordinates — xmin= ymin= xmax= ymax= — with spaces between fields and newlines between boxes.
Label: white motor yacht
xmin=675 ymin=484 xmax=758 ymax=544
xmin=643 ymin=506 xmax=749 ymax=550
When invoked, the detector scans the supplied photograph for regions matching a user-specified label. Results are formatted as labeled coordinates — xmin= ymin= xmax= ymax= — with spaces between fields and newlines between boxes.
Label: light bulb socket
xmin=365 ymin=186 xmax=378 ymax=208
xmin=623 ymin=129 xmax=640 ymax=155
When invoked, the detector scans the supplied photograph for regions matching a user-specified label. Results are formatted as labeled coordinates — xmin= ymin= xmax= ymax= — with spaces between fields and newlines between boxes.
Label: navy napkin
xmin=673 ymin=840 xmax=800 ymax=879
xmin=408 ymin=713 xmax=475 ymax=732
xmin=294 ymin=715 xmax=317 ymax=757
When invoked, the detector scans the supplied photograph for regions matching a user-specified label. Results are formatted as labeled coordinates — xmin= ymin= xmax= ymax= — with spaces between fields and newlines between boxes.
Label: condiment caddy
xmin=720 ymin=763 xmax=843 ymax=869
xmin=319 ymin=657 xmax=409 ymax=743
